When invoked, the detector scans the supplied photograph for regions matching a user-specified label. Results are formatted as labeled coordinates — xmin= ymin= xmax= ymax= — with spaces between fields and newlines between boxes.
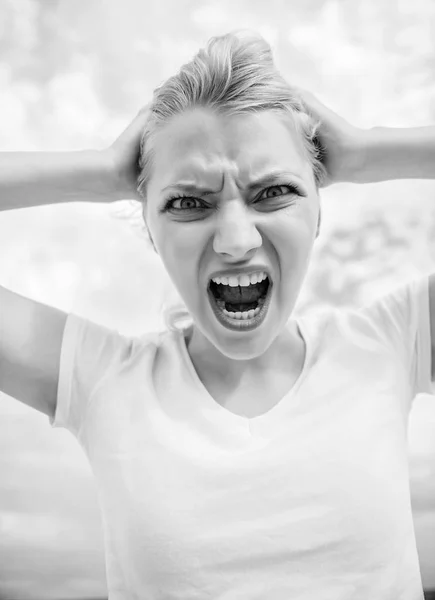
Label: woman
xmin=1 ymin=31 xmax=434 ymax=599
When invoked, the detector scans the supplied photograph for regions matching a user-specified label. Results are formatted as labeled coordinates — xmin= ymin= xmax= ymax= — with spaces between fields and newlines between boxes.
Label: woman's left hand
xmin=297 ymin=89 xmax=368 ymax=187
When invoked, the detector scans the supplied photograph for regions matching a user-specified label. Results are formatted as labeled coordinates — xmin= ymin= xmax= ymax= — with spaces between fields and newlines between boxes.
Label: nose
xmin=212 ymin=199 xmax=262 ymax=260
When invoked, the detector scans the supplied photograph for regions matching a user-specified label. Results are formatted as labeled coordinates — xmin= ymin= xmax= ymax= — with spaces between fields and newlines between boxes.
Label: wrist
xmin=101 ymin=147 xmax=141 ymax=202
xmin=96 ymin=149 xmax=123 ymax=201
xmin=346 ymin=128 xmax=372 ymax=184
xmin=351 ymin=126 xmax=435 ymax=183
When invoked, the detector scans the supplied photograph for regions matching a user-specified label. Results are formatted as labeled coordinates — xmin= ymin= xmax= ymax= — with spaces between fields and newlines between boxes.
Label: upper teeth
xmin=211 ymin=271 xmax=268 ymax=287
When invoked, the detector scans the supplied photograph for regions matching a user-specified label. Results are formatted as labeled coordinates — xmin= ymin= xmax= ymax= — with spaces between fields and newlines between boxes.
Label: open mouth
xmin=209 ymin=276 xmax=270 ymax=313
xmin=207 ymin=276 xmax=273 ymax=331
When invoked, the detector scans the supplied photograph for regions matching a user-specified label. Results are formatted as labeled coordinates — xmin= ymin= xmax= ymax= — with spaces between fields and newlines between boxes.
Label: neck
xmin=185 ymin=319 xmax=303 ymax=388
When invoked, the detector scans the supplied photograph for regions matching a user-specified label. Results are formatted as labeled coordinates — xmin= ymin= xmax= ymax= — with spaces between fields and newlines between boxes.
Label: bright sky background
xmin=0 ymin=0 xmax=435 ymax=597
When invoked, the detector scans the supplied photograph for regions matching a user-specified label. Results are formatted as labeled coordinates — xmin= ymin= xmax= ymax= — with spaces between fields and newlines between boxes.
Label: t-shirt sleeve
xmin=50 ymin=312 xmax=137 ymax=439
xmin=355 ymin=274 xmax=433 ymax=400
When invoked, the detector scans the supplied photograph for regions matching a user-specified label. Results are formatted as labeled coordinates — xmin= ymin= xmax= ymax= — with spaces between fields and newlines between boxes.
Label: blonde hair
xmin=137 ymin=30 xmax=326 ymax=333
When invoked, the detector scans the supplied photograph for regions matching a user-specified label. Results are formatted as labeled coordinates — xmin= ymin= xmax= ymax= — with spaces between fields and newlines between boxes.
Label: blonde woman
xmin=1 ymin=31 xmax=434 ymax=599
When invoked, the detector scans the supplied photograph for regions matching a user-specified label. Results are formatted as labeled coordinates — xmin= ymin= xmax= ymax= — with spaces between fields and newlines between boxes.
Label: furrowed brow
xmin=161 ymin=182 xmax=217 ymax=195
xmin=246 ymin=171 xmax=304 ymax=191
xmin=161 ymin=170 xmax=305 ymax=195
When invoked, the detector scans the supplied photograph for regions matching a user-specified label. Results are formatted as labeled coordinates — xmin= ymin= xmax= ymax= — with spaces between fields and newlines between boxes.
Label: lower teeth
xmin=215 ymin=296 xmax=266 ymax=321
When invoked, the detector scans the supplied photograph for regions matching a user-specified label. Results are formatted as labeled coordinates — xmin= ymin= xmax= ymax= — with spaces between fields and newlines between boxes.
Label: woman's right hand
xmin=104 ymin=104 xmax=151 ymax=201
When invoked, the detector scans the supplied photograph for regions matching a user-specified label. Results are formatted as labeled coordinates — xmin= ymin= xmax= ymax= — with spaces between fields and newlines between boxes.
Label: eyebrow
xmin=161 ymin=170 xmax=306 ymax=195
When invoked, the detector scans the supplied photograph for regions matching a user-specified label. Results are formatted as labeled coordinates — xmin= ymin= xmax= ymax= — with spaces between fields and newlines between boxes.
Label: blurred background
xmin=0 ymin=0 xmax=435 ymax=597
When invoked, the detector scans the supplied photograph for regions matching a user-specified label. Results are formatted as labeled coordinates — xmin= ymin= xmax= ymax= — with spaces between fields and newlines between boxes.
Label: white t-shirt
xmin=50 ymin=275 xmax=433 ymax=600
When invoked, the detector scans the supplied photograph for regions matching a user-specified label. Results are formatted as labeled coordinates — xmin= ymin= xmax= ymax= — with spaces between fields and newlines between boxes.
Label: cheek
xmin=266 ymin=213 xmax=316 ymax=288
xmin=157 ymin=224 xmax=204 ymax=262
xmin=268 ymin=207 xmax=316 ymax=249
xmin=155 ymin=228 xmax=204 ymax=294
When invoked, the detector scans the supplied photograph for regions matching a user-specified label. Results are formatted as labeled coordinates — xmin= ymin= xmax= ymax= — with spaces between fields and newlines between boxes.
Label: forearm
xmin=0 ymin=149 xmax=117 ymax=211
xmin=357 ymin=126 xmax=435 ymax=183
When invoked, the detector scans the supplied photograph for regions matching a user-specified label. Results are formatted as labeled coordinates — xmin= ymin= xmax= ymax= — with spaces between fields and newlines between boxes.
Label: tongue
xmin=215 ymin=279 xmax=268 ymax=304
xmin=212 ymin=279 xmax=269 ymax=313
xmin=225 ymin=300 xmax=258 ymax=312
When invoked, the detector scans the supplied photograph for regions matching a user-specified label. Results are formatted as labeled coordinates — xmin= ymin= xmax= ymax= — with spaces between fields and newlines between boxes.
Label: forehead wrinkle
xmin=154 ymin=110 xmax=310 ymax=193
xmin=162 ymin=167 xmax=305 ymax=196
xmin=162 ymin=155 xmax=238 ymax=191
xmin=163 ymin=148 xmax=307 ymax=191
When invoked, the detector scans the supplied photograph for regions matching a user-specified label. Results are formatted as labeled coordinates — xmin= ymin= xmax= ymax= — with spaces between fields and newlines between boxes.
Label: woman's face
xmin=145 ymin=107 xmax=320 ymax=360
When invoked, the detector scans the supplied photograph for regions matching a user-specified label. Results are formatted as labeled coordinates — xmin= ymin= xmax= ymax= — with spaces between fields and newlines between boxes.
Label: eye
xmin=257 ymin=183 xmax=303 ymax=201
xmin=162 ymin=194 xmax=206 ymax=212
xmin=162 ymin=182 xmax=305 ymax=214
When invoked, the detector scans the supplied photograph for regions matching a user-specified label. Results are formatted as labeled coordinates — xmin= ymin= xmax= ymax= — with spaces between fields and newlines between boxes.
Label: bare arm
xmin=0 ymin=105 xmax=150 ymax=211
xmin=0 ymin=285 xmax=67 ymax=419
xmin=0 ymin=150 xmax=117 ymax=210
xmin=0 ymin=106 xmax=149 ymax=418
xmin=297 ymin=88 xmax=435 ymax=185
xmin=357 ymin=126 xmax=435 ymax=183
